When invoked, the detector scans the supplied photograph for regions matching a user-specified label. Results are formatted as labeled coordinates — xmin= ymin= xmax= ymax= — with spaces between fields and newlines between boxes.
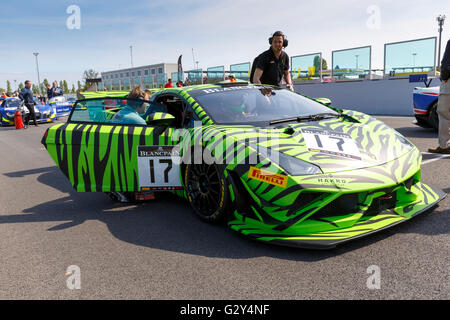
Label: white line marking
xmin=421 ymin=153 xmax=450 ymax=165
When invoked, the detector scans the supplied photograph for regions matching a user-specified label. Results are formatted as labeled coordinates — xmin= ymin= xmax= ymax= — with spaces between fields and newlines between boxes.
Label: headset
xmin=268 ymin=31 xmax=288 ymax=48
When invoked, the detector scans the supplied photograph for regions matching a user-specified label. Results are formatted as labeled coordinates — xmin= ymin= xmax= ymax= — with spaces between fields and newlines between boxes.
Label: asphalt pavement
xmin=0 ymin=116 xmax=448 ymax=300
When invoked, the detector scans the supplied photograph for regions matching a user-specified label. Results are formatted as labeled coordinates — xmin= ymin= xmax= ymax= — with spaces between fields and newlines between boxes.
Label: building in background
xmin=100 ymin=63 xmax=178 ymax=90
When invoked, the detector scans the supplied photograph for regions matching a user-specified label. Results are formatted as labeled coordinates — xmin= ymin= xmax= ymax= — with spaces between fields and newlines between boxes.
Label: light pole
xmin=437 ymin=15 xmax=446 ymax=70
xmin=412 ymin=53 xmax=417 ymax=70
xmin=33 ymin=52 xmax=41 ymax=94
xmin=130 ymin=45 xmax=133 ymax=67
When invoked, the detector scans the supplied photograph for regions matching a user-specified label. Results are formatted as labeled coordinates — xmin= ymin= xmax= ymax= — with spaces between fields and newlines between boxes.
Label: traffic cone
xmin=14 ymin=110 xmax=24 ymax=129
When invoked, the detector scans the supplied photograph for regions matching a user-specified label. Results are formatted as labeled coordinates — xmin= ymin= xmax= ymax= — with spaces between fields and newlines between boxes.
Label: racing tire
xmin=185 ymin=163 xmax=230 ymax=224
xmin=428 ymin=102 xmax=439 ymax=131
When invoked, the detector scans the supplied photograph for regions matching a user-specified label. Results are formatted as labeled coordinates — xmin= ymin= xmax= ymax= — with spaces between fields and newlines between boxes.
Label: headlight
xmin=249 ymin=143 xmax=322 ymax=175
xmin=277 ymin=151 xmax=322 ymax=175
xmin=393 ymin=131 xmax=414 ymax=151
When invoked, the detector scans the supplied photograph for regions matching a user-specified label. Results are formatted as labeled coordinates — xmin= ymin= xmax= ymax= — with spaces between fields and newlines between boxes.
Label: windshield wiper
xmin=269 ymin=113 xmax=340 ymax=125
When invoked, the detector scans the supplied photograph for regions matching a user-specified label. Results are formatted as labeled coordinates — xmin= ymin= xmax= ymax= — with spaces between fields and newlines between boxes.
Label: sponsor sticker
xmin=137 ymin=145 xmax=183 ymax=190
xmin=248 ymin=166 xmax=288 ymax=188
xmin=301 ymin=129 xmax=362 ymax=160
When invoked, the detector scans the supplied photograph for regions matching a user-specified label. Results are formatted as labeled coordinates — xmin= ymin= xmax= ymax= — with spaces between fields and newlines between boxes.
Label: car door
xmin=42 ymin=97 xmax=179 ymax=193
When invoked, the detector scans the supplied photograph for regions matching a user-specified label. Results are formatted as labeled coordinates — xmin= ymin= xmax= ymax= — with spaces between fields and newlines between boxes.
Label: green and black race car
xmin=41 ymin=82 xmax=446 ymax=249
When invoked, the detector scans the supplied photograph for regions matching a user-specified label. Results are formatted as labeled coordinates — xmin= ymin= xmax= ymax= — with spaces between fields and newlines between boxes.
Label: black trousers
xmin=24 ymin=103 xmax=38 ymax=126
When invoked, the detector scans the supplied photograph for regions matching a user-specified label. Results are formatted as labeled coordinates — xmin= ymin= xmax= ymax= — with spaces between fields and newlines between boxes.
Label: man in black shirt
xmin=428 ymin=39 xmax=450 ymax=154
xmin=18 ymin=80 xmax=38 ymax=127
xmin=252 ymin=31 xmax=293 ymax=90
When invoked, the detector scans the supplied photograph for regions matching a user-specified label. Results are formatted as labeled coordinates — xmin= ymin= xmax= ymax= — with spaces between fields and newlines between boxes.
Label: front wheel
xmin=185 ymin=163 xmax=229 ymax=223
xmin=428 ymin=102 xmax=439 ymax=131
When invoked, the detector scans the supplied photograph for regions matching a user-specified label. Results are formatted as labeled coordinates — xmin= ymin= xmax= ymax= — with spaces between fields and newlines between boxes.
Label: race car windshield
xmin=189 ymin=86 xmax=338 ymax=124
xmin=5 ymin=99 xmax=21 ymax=109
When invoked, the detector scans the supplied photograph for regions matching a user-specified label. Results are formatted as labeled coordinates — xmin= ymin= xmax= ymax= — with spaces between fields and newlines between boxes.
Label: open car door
xmin=41 ymin=97 xmax=182 ymax=193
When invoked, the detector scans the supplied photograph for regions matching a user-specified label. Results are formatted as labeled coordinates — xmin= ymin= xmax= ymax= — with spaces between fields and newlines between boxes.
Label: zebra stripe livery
xmin=42 ymin=85 xmax=446 ymax=249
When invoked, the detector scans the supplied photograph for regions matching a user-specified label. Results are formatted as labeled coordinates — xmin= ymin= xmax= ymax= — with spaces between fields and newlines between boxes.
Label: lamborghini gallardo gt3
xmin=41 ymin=83 xmax=446 ymax=249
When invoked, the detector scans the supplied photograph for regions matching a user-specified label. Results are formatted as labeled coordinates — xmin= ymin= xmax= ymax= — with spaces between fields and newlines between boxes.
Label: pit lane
xmin=0 ymin=116 xmax=448 ymax=299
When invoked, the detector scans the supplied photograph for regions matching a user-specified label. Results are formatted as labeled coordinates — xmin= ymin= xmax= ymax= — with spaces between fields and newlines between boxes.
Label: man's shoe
xmin=428 ymin=146 xmax=450 ymax=154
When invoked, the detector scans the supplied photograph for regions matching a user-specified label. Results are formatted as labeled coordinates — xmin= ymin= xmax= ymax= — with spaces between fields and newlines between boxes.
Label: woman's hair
xmin=128 ymin=86 xmax=146 ymax=99
xmin=127 ymin=86 xmax=147 ymax=110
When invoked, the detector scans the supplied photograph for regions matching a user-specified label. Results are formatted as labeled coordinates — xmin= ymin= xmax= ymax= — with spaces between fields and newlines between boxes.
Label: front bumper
xmin=228 ymin=182 xmax=445 ymax=249
xmin=226 ymin=148 xmax=446 ymax=249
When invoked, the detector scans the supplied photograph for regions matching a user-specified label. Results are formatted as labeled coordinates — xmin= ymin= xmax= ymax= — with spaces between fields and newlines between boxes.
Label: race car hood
xmin=413 ymin=86 xmax=439 ymax=94
xmin=3 ymin=107 xmax=18 ymax=112
xmin=222 ymin=110 xmax=417 ymax=174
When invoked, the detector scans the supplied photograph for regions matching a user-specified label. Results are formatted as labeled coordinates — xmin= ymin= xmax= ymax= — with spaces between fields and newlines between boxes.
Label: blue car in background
xmin=0 ymin=97 xmax=56 ymax=126
xmin=48 ymin=96 xmax=73 ymax=117
xmin=413 ymin=86 xmax=439 ymax=130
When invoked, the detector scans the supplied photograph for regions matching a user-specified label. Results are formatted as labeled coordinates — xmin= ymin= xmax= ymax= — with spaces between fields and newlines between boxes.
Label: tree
xmin=63 ymin=80 xmax=69 ymax=93
xmin=77 ymin=80 xmax=82 ymax=91
xmin=6 ymin=80 xmax=11 ymax=93
xmin=0 ymin=88 xmax=5 ymax=93
xmin=18 ymin=82 xmax=24 ymax=90
xmin=32 ymin=84 xmax=39 ymax=94
xmin=71 ymin=84 xmax=76 ymax=93
xmin=313 ymin=57 xmax=329 ymax=75
xmin=82 ymin=69 xmax=99 ymax=90
xmin=43 ymin=78 xmax=49 ymax=88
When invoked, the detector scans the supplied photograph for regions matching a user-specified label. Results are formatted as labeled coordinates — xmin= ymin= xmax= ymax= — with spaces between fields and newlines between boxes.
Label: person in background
xmin=19 ymin=80 xmax=38 ymax=128
xmin=144 ymin=89 xmax=154 ymax=103
xmin=164 ymin=78 xmax=174 ymax=88
xmin=51 ymin=81 xmax=63 ymax=97
xmin=428 ymin=39 xmax=450 ymax=154
xmin=46 ymin=83 xmax=53 ymax=100
xmin=111 ymin=86 xmax=149 ymax=125
xmin=251 ymin=31 xmax=293 ymax=91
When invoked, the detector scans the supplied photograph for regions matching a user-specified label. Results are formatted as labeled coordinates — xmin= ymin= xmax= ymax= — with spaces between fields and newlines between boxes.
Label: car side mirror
xmin=315 ymin=97 xmax=332 ymax=106
xmin=146 ymin=112 xmax=175 ymax=126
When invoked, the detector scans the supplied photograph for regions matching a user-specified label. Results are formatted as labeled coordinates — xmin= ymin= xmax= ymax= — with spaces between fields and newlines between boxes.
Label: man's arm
xmin=284 ymin=70 xmax=293 ymax=91
xmin=253 ymin=68 xmax=263 ymax=84
xmin=18 ymin=88 xmax=25 ymax=101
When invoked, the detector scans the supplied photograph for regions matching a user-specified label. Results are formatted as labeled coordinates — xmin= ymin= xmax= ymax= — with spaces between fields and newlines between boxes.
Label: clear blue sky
xmin=1 ymin=0 xmax=449 ymax=90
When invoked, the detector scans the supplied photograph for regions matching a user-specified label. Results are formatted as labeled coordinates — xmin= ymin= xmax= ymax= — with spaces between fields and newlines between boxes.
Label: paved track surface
xmin=0 ymin=116 xmax=448 ymax=299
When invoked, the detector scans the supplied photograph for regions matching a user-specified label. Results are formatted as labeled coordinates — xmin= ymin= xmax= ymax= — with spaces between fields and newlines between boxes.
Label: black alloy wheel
xmin=185 ymin=163 xmax=229 ymax=223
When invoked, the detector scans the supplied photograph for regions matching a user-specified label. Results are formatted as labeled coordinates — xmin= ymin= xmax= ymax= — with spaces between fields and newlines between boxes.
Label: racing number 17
xmin=149 ymin=159 xmax=172 ymax=183
xmin=314 ymin=134 xmax=345 ymax=151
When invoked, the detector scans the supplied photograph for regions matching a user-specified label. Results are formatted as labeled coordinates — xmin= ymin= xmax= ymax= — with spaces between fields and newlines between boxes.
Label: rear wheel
xmin=428 ymin=102 xmax=439 ymax=131
xmin=185 ymin=163 xmax=229 ymax=223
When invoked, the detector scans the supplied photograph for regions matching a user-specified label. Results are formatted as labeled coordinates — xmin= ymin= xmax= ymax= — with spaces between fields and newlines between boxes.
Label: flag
xmin=178 ymin=55 xmax=183 ymax=73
